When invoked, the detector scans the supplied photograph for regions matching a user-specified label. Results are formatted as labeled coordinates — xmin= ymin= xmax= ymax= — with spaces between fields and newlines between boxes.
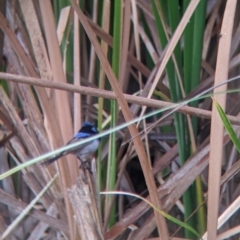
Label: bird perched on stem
xmin=42 ymin=122 xmax=100 ymax=166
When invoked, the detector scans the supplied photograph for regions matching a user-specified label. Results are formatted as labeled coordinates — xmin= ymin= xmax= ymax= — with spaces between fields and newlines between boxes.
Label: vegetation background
xmin=0 ymin=0 xmax=240 ymax=239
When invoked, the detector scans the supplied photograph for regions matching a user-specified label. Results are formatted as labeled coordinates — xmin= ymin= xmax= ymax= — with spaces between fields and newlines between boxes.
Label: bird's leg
xmin=78 ymin=158 xmax=92 ymax=174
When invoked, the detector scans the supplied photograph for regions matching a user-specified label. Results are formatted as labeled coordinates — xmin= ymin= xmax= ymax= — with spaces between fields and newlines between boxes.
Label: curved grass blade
xmin=101 ymin=191 xmax=202 ymax=239
xmin=213 ymin=97 xmax=240 ymax=152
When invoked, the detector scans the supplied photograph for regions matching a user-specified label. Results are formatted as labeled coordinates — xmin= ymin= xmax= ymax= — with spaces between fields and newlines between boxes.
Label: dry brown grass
xmin=0 ymin=1 xmax=240 ymax=239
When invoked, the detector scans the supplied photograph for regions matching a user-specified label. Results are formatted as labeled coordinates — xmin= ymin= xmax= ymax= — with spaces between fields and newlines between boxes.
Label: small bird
xmin=42 ymin=122 xmax=100 ymax=166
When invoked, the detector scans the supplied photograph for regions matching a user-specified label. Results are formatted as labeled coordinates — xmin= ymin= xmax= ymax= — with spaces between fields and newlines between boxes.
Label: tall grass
xmin=0 ymin=0 xmax=240 ymax=239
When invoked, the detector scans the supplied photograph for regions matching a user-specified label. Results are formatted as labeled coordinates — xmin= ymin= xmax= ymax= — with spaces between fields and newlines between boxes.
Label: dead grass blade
xmin=70 ymin=1 xmax=169 ymax=237
xmin=145 ymin=0 xmax=200 ymax=100
xmin=207 ymin=1 xmax=237 ymax=239
xmin=73 ymin=8 xmax=82 ymax=131
xmin=38 ymin=2 xmax=79 ymax=239
xmin=1 ymin=72 xmax=240 ymax=126
xmin=0 ymin=174 xmax=58 ymax=240
xmin=0 ymin=189 xmax=69 ymax=234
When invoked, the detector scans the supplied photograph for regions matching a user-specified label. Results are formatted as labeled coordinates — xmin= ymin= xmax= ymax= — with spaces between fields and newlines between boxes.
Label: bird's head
xmin=74 ymin=122 xmax=99 ymax=139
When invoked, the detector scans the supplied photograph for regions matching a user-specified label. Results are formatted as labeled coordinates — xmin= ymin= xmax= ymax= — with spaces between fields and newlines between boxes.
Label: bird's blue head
xmin=74 ymin=122 xmax=99 ymax=139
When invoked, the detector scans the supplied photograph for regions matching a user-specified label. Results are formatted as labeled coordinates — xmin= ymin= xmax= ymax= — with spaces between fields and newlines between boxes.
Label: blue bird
xmin=42 ymin=122 xmax=100 ymax=166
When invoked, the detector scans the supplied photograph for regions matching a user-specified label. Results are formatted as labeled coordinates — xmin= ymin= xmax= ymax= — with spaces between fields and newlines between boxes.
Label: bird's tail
xmin=41 ymin=153 xmax=64 ymax=166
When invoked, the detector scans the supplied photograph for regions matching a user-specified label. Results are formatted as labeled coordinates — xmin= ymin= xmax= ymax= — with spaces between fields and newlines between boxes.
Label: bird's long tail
xmin=41 ymin=153 xmax=64 ymax=166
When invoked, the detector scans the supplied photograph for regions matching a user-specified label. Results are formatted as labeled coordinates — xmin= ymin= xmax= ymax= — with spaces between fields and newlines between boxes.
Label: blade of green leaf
xmin=213 ymin=97 xmax=240 ymax=153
